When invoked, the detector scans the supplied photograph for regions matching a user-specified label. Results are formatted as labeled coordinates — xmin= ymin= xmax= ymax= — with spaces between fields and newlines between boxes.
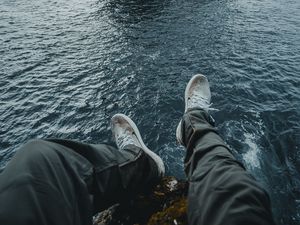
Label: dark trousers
xmin=0 ymin=109 xmax=275 ymax=225
xmin=180 ymin=109 xmax=275 ymax=225
xmin=0 ymin=140 xmax=159 ymax=225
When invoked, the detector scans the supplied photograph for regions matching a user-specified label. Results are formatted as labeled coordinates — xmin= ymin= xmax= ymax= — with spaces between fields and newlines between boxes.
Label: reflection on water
xmin=1 ymin=0 xmax=300 ymax=224
xmin=106 ymin=0 xmax=169 ymax=21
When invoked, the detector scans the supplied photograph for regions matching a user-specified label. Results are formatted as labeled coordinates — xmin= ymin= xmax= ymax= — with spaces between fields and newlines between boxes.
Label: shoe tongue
xmin=188 ymin=93 xmax=210 ymax=110
xmin=117 ymin=129 xmax=141 ymax=150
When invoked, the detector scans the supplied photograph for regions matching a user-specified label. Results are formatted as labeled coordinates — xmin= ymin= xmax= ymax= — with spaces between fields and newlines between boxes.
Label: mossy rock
xmin=147 ymin=197 xmax=187 ymax=225
xmin=93 ymin=176 xmax=188 ymax=225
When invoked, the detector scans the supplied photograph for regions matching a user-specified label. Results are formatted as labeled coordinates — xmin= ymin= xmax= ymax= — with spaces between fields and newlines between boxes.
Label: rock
xmin=147 ymin=197 xmax=187 ymax=225
xmin=93 ymin=176 xmax=188 ymax=225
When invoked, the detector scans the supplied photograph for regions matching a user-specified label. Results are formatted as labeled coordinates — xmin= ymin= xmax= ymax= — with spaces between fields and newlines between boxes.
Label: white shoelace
xmin=115 ymin=129 xmax=137 ymax=150
xmin=187 ymin=94 xmax=218 ymax=111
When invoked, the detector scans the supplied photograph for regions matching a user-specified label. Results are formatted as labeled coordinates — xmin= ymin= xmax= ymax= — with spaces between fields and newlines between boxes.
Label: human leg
xmin=0 ymin=115 xmax=164 ymax=225
xmin=47 ymin=137 xmax=164 ymax=213
xmin=176 ymin=75 xmax=275 ymax=225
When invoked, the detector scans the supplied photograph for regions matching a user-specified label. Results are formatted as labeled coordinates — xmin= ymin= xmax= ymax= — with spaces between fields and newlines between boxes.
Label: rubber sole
xmin=176 ymin=120 xmax=183 ymax=145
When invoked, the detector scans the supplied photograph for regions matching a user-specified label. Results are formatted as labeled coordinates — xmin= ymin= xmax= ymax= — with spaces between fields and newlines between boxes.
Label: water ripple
xmin=1 ymin=0 xmax=299 ymax=223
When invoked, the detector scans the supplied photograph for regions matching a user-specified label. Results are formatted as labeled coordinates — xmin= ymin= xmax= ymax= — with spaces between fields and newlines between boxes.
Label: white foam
xmin=242 ymin=132 xmax=261 ymax=169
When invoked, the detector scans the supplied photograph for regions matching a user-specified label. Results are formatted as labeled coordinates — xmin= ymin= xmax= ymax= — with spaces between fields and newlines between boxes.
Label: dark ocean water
xmin=1 ymin=0 xmax=299 ymax=223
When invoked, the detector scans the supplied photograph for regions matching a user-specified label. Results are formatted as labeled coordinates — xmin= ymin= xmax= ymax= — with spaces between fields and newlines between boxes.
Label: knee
xmin=5 ymin=139 xmax=58 ymax=174
xmin=22 ymin=139 xmax=49 ymax=152
xmin=17 ymin=139 xmax=56 ymax=160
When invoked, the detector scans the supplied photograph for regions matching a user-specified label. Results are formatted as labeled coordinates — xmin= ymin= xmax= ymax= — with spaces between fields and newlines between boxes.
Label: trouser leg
xmin=0 ymin=139 xmax=160 ymax=225
xmin=47 ymin=139 xmax=161 ymax=212
xmin=178 ymin=108 xmax=275 ymax=225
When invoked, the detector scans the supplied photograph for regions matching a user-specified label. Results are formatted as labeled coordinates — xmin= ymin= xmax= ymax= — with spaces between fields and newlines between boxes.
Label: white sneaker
xmin=176 ymin=74 xmax=213 ymax=145
xmin=111 ymin=113 xmax=165 ymax=176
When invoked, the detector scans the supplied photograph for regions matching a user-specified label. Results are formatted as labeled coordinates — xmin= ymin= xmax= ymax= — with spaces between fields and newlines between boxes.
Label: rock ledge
xmin=93 ymin=176 xmax=188 ymax=225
